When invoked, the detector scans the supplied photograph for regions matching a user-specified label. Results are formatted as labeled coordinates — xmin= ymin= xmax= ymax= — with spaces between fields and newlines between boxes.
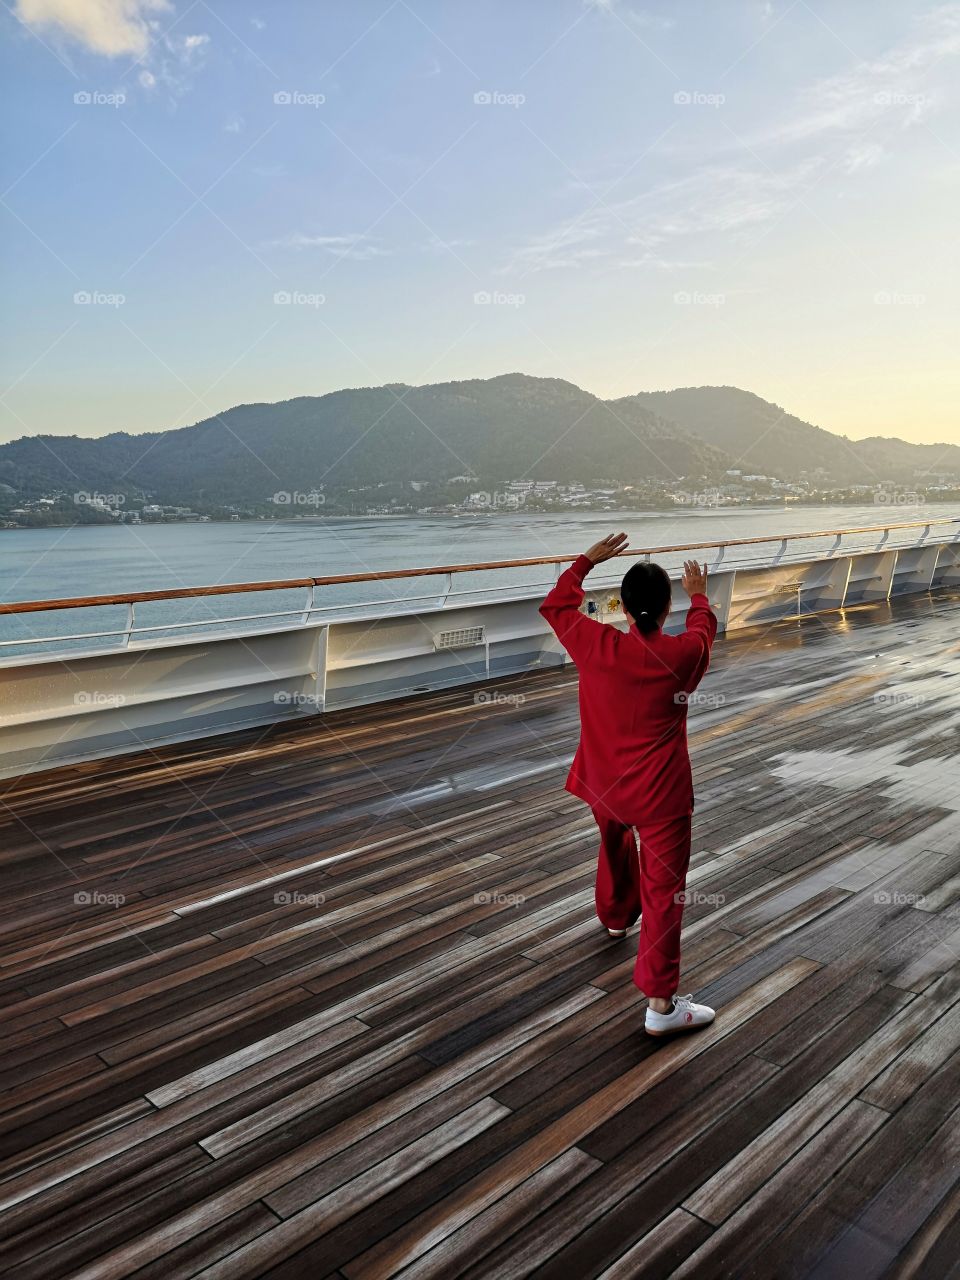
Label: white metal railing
xmin=1 ymin=518 xmax=957 ymax=659
xmin=2 ymin=518 xmax=959 ymax=778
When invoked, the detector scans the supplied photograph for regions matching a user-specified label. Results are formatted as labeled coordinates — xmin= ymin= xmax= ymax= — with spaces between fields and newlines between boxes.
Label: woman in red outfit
xmin=539 ymin=532 xmax=719 ymax=1037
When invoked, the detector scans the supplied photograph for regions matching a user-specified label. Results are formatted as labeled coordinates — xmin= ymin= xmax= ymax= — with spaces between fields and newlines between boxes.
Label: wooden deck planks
xmin=1 ymin=586 xmax=959 ymax=1277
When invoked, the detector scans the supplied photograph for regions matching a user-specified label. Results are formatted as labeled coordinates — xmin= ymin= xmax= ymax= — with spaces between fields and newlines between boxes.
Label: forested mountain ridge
xmin=0 ymin=374 xmax=955 ymax=509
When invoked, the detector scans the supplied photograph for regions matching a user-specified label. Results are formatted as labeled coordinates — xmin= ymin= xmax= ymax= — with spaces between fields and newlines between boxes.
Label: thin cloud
xmin=264 ymin=232 xmax=391 ymax=260
xmin=744 ymin=4 xmax=960 ymax=150
xmin=502 ymin=158 xmax=822 ymax=275
xmin=137 ymin=30 xmax=211 ymax=97
xmin=504 ymin=6 xmax=960 ymax=276
xmin=583 ymin=0 xmax=675 ymax=29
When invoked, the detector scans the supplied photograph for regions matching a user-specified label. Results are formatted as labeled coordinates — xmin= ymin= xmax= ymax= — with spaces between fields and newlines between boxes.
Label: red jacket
xmin=540 ymin=554 xmax=717 ymax=824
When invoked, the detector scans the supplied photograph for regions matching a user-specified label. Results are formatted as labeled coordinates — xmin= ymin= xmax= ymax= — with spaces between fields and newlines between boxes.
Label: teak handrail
xmin=1 ymin=518 xmax=956 ymax=617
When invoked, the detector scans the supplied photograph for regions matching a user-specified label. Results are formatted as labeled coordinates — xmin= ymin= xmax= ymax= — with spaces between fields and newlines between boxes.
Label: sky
xmin=1 ymin=0 xmax=958 ymax=447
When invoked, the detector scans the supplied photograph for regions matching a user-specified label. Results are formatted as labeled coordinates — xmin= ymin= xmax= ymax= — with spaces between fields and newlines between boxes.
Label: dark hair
xmin=621 ymin=561 xmax=671 ymax=634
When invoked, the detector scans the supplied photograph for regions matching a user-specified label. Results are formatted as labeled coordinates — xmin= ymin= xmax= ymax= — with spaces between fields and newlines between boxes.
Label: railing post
xmin=438 ymin=572 xmax=453 ymax=608
xmin=301 ymin=585 xmax=315 ymax=626
xmin=772 ymin=539 xmax=787 ymax=565
xmin=122 ymin=603 xmax=135 ymax=648
xmin=313 ymin=625 xmax=329 ymax=713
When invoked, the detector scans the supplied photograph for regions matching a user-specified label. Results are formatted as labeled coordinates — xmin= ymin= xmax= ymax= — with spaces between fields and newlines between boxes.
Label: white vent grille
xmin=435 ymin=626 xmax=485 ymax=650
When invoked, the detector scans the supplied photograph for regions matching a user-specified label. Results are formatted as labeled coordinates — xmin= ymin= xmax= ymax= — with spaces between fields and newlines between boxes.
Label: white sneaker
xmin=644 ymin=993 xmax=715 ymax=1037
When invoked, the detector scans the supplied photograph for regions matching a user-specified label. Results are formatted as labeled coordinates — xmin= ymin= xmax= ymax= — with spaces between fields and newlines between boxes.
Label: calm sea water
xmin=2 ymin=503 xmax=956 ymax=655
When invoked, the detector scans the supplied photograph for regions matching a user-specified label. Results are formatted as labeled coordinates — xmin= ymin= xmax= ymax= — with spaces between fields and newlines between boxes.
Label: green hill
xmin=624 ymin=386 xmax=960 ymax=482
xmin=1 ymin=375 xmax=955 ymax=511
xmin=0 ymin=374 xmax=727 ymax=506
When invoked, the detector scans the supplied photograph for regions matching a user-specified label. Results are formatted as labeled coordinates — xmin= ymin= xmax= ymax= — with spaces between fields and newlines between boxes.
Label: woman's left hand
xmin=584 ymin=532 xmax=629 ymax=564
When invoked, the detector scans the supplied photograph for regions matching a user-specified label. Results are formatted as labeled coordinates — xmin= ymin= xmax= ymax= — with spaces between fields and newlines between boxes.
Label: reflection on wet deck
xmin=1 ymin=587 xmax=959 ymax=1278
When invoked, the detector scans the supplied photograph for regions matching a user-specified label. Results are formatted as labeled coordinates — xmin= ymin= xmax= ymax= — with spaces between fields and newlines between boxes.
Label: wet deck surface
xmin=1 ymin=588 xmax=959 ymax=1279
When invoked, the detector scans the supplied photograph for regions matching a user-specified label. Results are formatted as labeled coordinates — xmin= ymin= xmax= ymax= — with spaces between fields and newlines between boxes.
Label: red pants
xmin=593 ymin=809 xmax=692 ymax=998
